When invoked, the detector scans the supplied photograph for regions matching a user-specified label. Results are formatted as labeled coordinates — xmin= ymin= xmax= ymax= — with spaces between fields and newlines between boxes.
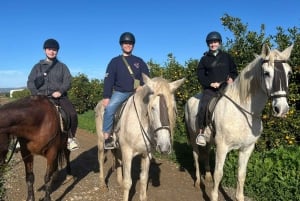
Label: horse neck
xmin=227 ymin=72 xmax=269 ymax=116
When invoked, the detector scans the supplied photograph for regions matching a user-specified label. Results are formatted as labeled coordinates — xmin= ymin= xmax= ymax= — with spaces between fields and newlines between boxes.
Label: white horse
xmin=184 ymin=44 xmax=293 ymax=201
xmin=95 ymin=74 xmax=185 ymax=201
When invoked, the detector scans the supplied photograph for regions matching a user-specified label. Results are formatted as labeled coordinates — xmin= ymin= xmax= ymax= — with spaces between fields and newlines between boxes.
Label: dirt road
xmin=4 ymin=129 xmax=252 ymax=201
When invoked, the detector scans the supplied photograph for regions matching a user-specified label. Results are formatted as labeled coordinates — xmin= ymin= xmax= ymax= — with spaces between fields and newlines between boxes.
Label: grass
xmin=78 ymin=110 xmax=96 ymax=134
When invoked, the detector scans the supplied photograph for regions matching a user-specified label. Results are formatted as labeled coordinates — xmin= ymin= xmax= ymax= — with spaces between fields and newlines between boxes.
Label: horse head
xmin=142 ymin=74 xmax=185 ymax=154
xmin=261 ymin=44 xmax=293 ymax=117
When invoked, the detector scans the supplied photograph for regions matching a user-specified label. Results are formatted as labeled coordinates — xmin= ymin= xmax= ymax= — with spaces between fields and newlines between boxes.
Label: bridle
xmin=261 ymin=59 xmax=289 ymax=99
xmin=221 ymin=58 xmax=289 ymax=120
xmin=132 ymin=93 xmax=171 ymax=152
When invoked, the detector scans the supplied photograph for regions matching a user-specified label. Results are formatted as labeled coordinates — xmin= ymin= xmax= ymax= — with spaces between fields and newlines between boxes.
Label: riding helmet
xmin=43 ymin=39 xmax=60 ymax=50
xmin=119 ymin=32 xmax=135 ymax=45
xmin=206 ymin=31 xmax=222 ymax=45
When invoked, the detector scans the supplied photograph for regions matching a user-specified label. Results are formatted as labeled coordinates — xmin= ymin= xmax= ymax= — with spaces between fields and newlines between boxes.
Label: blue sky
xmin=0 ymin=0 xmax=299 ymax=88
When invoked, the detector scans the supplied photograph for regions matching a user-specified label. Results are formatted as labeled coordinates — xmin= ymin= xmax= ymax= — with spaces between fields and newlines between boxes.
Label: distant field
xmin=0 ymin=96 xmax=11 ymax=105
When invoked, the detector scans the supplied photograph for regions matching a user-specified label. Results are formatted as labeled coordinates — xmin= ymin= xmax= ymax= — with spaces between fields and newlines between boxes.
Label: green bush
xmin=11 ymin=89 xmax=30 ymax=99
xmin=222 ymin=146 xmax=300 ymax=201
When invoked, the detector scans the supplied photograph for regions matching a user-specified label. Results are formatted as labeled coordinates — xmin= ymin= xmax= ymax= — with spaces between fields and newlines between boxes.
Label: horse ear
xmin=142 ymin=73 xmax=151 ymax=85
xmin=261 ymin=44 xmax=271 ymax=57
xmin=169 ymin=78 xmax=185 ymax=93
xmin=281 ymin=44 xmax=294 ymax=59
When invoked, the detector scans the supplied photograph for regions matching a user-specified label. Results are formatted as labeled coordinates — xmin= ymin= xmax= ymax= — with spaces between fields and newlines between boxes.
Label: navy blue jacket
xmin=197 ymin=50 xmax=238 ymax=90
xmin=103 ymin=55 xmax=150 ymax=98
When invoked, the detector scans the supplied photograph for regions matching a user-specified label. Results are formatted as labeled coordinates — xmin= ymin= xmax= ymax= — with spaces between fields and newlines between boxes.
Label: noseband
xmin=262 ymin=59 xmax=289 ymax=99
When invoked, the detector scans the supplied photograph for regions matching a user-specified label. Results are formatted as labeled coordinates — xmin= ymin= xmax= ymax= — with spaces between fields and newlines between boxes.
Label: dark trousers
xmin=59 ymin=97 xmax=78 ymax=137
xmin=198 ymin=89 xmax=218 ymax=130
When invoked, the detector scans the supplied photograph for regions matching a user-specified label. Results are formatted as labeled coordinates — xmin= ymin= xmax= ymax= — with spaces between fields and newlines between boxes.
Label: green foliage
xmin=222 ymin=146 xmax=300 ymax=201
xmin=0 ymin=166 xmax=5 ymax=200
xmin=78 ymin=110 xmax=96 ymax=133
xmin=68 ymin=73 xmax=103 ymax=114
xmin=11 ymin=89 xmax=30 ymax=99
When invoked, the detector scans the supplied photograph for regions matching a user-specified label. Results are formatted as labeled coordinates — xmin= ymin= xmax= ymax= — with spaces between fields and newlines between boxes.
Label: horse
xmin=95 ymin=73 xmax=185 ymax=201
xmin=184 ymin=44 xmax=293 ymax=201
xmin=0 ymin=95 xmax=71 ymax=201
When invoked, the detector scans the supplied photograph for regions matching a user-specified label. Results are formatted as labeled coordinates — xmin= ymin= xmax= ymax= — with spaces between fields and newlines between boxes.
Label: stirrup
xmin=67 ymin=137 xmax=80 ymax=151
xmin=104 ymin=137 xmax=115 ymax=150
xmin=196 ymin=133 xmax=206 ymax=146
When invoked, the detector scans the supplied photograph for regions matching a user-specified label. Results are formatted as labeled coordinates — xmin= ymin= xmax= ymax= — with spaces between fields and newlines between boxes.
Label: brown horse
xmin=0 ymin=95 xmax=71 ymax=201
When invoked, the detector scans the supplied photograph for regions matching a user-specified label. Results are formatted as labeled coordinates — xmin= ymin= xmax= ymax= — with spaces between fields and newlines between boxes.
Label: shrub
xmin=222 ymin=146 xmax=300 ymax=201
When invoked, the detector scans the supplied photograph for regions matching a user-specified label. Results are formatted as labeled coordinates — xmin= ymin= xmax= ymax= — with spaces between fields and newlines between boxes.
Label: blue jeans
xmin=102 ymin=91 xmax=133 ymax=133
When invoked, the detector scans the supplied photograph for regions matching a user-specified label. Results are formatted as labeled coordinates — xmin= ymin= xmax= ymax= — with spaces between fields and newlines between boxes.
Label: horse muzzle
xmin=272 ymin=98 xmax=289 ymax=117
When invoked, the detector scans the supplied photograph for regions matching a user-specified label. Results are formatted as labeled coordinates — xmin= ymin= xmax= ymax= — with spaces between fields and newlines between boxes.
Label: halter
xmin=261 ymin=59 xmax=289 ymax=99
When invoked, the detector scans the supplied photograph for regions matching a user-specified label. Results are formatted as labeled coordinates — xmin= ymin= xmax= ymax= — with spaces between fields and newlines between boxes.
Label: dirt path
xmin=4 ymin=129 xmax=252 ymax=201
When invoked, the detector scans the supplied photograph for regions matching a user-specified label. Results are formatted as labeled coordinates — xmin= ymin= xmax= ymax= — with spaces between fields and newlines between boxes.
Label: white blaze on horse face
xmin=262 ymin=61 xmax=291 ymax=117
xmin=150 ymin=95 xmax=172 ymax=154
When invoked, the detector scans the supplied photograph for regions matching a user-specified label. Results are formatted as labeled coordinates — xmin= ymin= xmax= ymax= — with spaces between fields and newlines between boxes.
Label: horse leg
xmin=236 ymin=144 xmax=255 ymax=201
xmin=113 ymin=149 xmax=123 ymax=186
xmin=19 ymin=145 xmax=35 ymax=201
xmin=0 ymin=134 xmax=9 ymax=165
xmin=139 ymin=155 xmax=150 ymax=201
xmin=97 ymin=137 xmax=107 ymax=190
xmin=65 ymin=149 xmax=71 ymax=175
xmin=202 ymin=145 xmax=213 ymax=182
xmin=41 ymin=150 xmax=59 ymax=201
xmin=211 ymin=144 xmax=228 ymax=201
xmin=122 ymin=150 xmax=133 ymax=201
xmin=192 ymin=149 xmax=201 ymax=187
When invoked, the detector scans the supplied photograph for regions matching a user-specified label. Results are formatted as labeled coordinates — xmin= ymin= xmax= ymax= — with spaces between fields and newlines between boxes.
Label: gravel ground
xmin=3 ymin=128 xmax=253 ymax=201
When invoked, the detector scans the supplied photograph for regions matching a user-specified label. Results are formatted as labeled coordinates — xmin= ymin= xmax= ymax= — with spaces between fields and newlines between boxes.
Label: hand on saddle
xmin=227 ymin=77 xmax=234 ymax=84
xmin=102 ymin=98 xmax=110 ymax=107
xmin=52 ymin=91 xmax=62 ymax=98
xmin=210 ymin=82 xmax=220 ymax=89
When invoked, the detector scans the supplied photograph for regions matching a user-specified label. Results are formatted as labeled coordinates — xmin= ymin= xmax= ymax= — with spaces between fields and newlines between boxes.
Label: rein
xmin=4 ymin=137 xmax=18 ymax=164
xmin=221 ymin=92 xmax=261 ymax=119
xmin=132 ymin=94 xmax=171 ymax=155
xmin=132 ymin=95 xmax=154 ymax=155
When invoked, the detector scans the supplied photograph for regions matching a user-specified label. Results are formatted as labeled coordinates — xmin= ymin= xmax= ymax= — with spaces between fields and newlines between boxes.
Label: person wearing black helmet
xmin=27 ymin=38 xmax=79 ymax=151
xmin=196 ymin=31 xmax=238 ymax=146
xmin=101 ymin=32 xmax=150 ymax=149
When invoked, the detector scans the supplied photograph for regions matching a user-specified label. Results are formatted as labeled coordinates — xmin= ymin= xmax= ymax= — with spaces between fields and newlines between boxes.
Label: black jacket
xmin=27 ymin=59 xmax=72 ymax=96
xmin=197 ymin=50 xmax=238 ymax=90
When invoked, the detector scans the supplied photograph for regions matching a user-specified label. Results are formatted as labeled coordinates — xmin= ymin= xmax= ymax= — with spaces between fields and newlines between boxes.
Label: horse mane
xmin=227 ymin=56 xmax=263 ymax=103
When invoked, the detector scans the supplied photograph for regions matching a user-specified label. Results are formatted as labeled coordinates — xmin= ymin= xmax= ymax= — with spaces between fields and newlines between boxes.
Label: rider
xmin=102 ymin=32 xmax=150 ymax=149
xmin=27 ymin=38 xmax=79 ymax=151
xmin=196 ymin=31 xmax=238 ymax=146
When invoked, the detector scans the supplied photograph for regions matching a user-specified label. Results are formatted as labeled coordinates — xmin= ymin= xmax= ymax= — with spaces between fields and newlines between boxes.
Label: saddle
xmin=106 ymin=97 xmax=131 ymax=148
xmin=198 ymin=91 xmax=224 ymax=136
